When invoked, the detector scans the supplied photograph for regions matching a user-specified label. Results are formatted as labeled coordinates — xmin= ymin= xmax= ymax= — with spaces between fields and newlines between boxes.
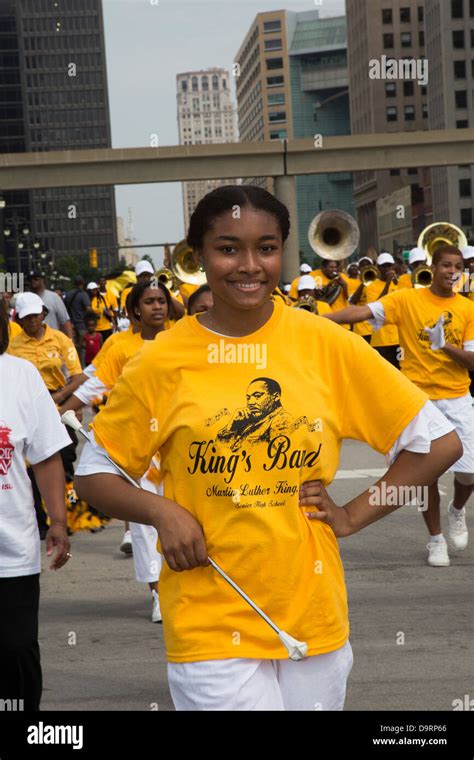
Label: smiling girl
xmin=74 ymin=186 xmax=461 ymax=711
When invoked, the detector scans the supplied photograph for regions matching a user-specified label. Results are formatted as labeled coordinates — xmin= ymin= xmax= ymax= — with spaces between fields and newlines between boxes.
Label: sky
xmin=102 ymin=0 xmax=346 ymax=266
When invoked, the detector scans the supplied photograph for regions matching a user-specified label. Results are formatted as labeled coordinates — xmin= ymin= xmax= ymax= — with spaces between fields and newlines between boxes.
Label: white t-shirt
xmin=0 ymin=353 xmax=71 ymax=578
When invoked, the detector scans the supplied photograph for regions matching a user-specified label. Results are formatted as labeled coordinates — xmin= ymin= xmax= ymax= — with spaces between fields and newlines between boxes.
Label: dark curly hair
xmin=128 ymin=279 xmax=173 ymax=322
xmin=187 ymin=185 xmax=290 ymax=250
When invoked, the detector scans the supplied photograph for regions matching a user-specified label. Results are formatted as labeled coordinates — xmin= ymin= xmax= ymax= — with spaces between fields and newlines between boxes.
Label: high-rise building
xmin=346 ymin=0 xmax=432 ymax=254
xmin=177 ymin=68 xmax=239 ymax=234
xmin=425 ymin=0 xmax=474 ymax=237
xmin=0 ymin=0 xmax=117 ymax=273
xmin=234 ymin=9 xmax=354 ymax=262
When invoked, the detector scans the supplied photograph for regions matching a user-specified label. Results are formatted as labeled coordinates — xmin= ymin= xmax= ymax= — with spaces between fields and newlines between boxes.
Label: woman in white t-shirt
xmin=0 ymin=307 xmax=72 ymax=711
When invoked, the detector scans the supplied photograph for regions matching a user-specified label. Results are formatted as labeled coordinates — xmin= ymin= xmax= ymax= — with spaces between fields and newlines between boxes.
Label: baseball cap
xmin=26 ymin=269 xmax=44 ymax=280
xmin=299 ymin=263 xmax=312 ymax=274
xmin=135 ymin=260 xmax=154 ymax=276
xmin=297 ymin=275 xmax=316 ymax=291
xmin=15 ymin=292 xmax=45 ymax=319
xmin=461 ymin=245 xmax=474 ymax=261
xmin=408 ymin=247 xmax=426 ymax=266
xmin=376 ymin=253 xmax=395 ymax=266
xmin=358 ymin=256 xmax=373 ymax=266
xmin=87 ymin=281 xmax=99 ymax=290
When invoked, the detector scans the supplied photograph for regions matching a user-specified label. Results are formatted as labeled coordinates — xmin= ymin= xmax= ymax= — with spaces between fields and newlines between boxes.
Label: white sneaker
xmin=151 ymin=590 xmax=162 ymax=623
xmin=426 ymin=538 xmax=450 ymax=567
xmin=447 ymin=502 xmax=468 ymax=551
xmin=120 ymin=530 xmax=133 ymax=555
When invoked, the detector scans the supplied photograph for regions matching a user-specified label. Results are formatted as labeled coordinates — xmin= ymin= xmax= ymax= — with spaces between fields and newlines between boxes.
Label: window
xmin=267 ymin=75 xmax=284 ymax=86
xmin=422 ymin=103 xmax=428 ymax=118
xmin=418 ymin=6 xmax=424 ymax=21
xmin=471 ymin=0 xmax=474 ymax=16
xmin=382 ymin=9 xmax=392 ymax=23
xmin=202 ymin=76 xmax=208 ymax=91
xmin=192 ymin=76 xmax=198 ymax=91
xmin=419 ymin=30 xmax=425 ymax=46
xmin=421 ymin=85 xmax=427 ymax=95
xmin=400 ymin=7 xmax=411 ymax=22
xmin=390 ymin=169 xmax=401 ymax=176
xmin=454 ymin=60 xmax=466 ymax=78
xmin=401 ymin=32 xmax=412 ymax=47
xmin=212 ymin=75 xmax=219 ymax=90
xmin=383 ymin=33 xmax=394 ymax=49
xmin=265 ymin=39 xmax=282 ymax=51
xmin=269 ymin=129 xmax=287 ymax=139
xmin=181 ymin=80 xmax=187 ymax=92
xmin=385 ymin=83 xmax=396 ymax=97
xmin=268 ymin=93 xmax=285 ymax=105
xmin=404 ymin=105 xmax=415 ymax=120
xmin=452 ymin=30 xmax=465 ymax=48
xmin=455 ymin=90 xmax=468 ymax=107
xmin=268 ymin=111 xmax=286 ymax=122
xmin=407 ymin=168 xmax=418 ymax=175
xmin=460 ymin=179 xmax=472 ymax=197
xmin=451 ymin=0 xmax=464 ymax=18
xmin=266 ymin=57 xmax=283 ymax=70
xmin=386 ymin=106 xmax=398 ymax=122
xmin=263 ymin=20 xmax=281 ymax=32
xmin=403 ymin=81 xmax=414 ymax=96
xmin=461 ymin=209 xmax=473 ymax=225
xmin=456 ymin=119 xmax=469 ymax=127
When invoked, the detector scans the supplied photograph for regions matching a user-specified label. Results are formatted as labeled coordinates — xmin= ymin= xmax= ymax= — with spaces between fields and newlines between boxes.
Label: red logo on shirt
xmin=0 ymin=423 xmax=14 ymax=476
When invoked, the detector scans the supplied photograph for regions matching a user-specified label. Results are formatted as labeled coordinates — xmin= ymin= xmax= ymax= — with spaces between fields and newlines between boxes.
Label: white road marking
xmin=334 ymin=469 xmax=386 ymax=479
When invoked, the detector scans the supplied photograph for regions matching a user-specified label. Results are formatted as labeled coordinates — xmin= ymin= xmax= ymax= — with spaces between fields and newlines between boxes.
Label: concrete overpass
xmin=1 ymin=129 xmax=472 ymax=279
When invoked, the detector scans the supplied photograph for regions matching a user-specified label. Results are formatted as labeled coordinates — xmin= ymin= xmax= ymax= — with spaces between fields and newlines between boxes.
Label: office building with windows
xmin=0 ymin=0 xmax=117 ymax=272
xmin=177 ymin=68 xmax=239 ymax=234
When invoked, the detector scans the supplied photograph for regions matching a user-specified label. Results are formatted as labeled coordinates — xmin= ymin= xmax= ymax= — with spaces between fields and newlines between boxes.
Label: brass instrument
xmin=411 ymin=265 xmax=433 ymax=288
xmin=294 ymin=296 xmax=318 ymax=313
xmin=417 ymin=222 xmax=467 ymax=265
xmin=315 ymin=277 xmax=343 ymax=305
xmin=170 ymin=239 xmax=207 ymax=286
xmin=155 ymin=267 xmax=176 ymax=291
xmin=308 ymin=209 xmax=360 ymax=262
xmin=359 ymin=265 xmax=379 ymax=285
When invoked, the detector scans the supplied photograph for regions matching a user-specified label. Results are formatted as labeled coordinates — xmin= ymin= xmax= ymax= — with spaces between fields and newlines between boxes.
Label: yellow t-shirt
xmin=397 ymin=273 xmax=412 ymax=290
xmin=365 ymin=280 xmax=400 ymax=347
xmin=453 ymin=271 xmax=474 ymax=302
xmin=311 ymin=270 xmax=350 ymax=329
xmin=379 ymin=287 xmax=474 ymax=399
xmin=90 ymin=293 xmax=116 ymax=332
xmin=92 ymin=300 xmax=427 ymax=663
xmin=95 ymin=330 xmax=144 ymax=389
xmin=92 ymin=327 xmax=135 ymax=370
xmin=8 ymin=320 xmax=22 ymax=340
xmin=8 ymin=323 xmax=82 ymax=390
xmin=346 ymin=277 xmax=372 ymax=337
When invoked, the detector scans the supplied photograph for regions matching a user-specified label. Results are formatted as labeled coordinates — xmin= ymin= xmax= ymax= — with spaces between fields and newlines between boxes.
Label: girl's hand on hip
xmin=299 ymin=480 xmax=353 ymax=537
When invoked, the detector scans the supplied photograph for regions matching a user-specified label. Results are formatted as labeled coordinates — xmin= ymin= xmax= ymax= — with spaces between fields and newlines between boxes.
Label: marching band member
xmin=87 ymin=282 xmax=116 ymax=344
xmin=364 ymin=253 xmax=400 ymax=367
xmin=310 ymin=260 xmax=350 ymax=327
xmin=288 ymin=263 xmax=313 ymax=301
xmin=345 ymin=260 xmax=372 ymax=342
xmin=398 ymin=248 xmax=428 ymax=290
xmin=187 ymin=284 xmax=213 ymax=315
xmin=295 ymin=275 xmax=331 ymax=315
xmin=74 ymin=185 xmax=460 ymax=711
xmin=324 ymin=245 xmax=474 ymax=566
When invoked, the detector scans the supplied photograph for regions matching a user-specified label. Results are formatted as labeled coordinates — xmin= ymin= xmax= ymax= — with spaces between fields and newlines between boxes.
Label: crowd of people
xmin=0 ymin=184 xmax=472 ymax=711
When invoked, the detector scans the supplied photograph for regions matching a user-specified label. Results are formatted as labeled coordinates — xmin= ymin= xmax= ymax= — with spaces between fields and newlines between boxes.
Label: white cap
xmin=87 ymin=281 xmax=99 ymax=290
xmin=300 ymin=263 xmax=312 ymax=273
xmin=297 ymin=275 xmax=316 ymax=292
xmin=461 ymin=245 xmax=474 ymax=261
xmin=358 ymin=256 xmax=373 ymax=266
xmin=15 ymin=292 xmax=44 ymax=319
xmin=408 ymin=247 xmax=426 ymax=266
xmin=283 ymin=283 xmax=291 ymax=293
xmin=135 ymin=260 xmax=154 ymax=276
xmin=376 ymin=253 xmax=395 ymax=266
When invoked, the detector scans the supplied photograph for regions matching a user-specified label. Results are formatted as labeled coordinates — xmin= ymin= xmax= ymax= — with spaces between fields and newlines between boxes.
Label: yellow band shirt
xmin=365 ymin=280 xmax=400 ymax=347
xmin=378 ymin=287 xmax=474 ymax=399
xmin=92 ymin=300 xmax=427 ymax=663
xmin=8 ymin=324 xmax=82 ymax=390
xmin=346 ymin=277 xmax=372 ymax=337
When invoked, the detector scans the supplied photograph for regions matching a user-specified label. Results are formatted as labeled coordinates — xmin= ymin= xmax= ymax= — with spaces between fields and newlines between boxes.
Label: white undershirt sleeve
xmin=367 ymin=301 xmax=386 ymax=332
xmin=386 ymin=400 xmax=455 ymax=466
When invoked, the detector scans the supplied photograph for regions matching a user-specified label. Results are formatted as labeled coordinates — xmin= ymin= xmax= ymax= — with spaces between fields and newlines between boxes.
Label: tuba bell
xmin=359 ymin=265 xmax=379 ymax=285
xmin=171 ymin=240 xmax=207 ymax=286
xmin=155 ymin=267 xmax=176 ymax=291
xmin=294 ymin=296 xmax=318 ymax=313
xmin=417 ymin=223 xmax=467 ymax=265
xmin=411 ymin=265 xmax=433 ymax=288
xmin=308 ymin=209 xmax=360 ymax=262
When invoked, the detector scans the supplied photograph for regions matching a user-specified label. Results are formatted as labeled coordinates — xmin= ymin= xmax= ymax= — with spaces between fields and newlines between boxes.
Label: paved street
xmin=39 ymin=437 xmax=473 ymax=712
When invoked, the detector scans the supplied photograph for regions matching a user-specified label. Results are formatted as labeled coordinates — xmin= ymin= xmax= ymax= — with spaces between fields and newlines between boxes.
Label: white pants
xmin=129 ymin=521 xmax=162 ymax=583
xmin=431 ymin=394 xmax=473 ymax=475
xmin=167 ymin=640 xmax=353 ymax=711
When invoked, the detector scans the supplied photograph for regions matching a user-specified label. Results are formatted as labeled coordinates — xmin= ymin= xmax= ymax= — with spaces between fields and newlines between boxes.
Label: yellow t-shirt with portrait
xmin=378 ymin=287 xmax=474 ymax=399
xmin=8 ymin=324 xmax=82 ymax=390
xmin=92 ymin=300 xmax=427 ymax=663
xmin=346 ymin=277 xmax=372 ymax=338
xmin=365 ymin=280 xmax=400 ymax=347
